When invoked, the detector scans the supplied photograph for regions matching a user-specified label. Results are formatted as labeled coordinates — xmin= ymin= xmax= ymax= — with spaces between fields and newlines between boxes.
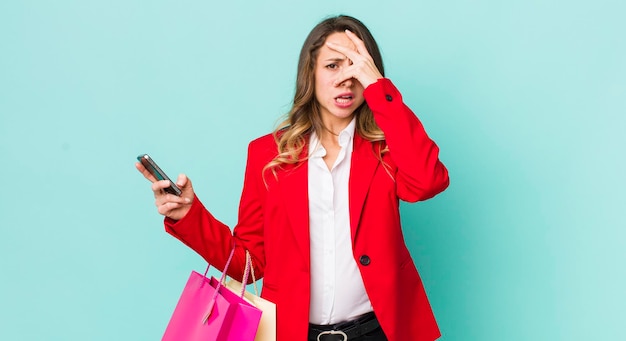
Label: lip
xmin=334 ymin=92 xmax=355 ymax=108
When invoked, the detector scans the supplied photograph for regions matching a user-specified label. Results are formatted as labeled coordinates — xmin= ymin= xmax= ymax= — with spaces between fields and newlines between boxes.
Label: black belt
xmin=308 ymin=312 xmax=381 ymax=341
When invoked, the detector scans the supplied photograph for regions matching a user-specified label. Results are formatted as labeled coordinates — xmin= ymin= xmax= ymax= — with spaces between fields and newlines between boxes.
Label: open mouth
xmin=335 ymin=94 xmax=353 ymax=104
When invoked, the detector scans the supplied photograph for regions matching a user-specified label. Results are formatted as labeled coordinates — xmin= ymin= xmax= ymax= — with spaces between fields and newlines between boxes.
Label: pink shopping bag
xmin=162 ymin=248 xmax=262 ymax=341
xmin=225 ymin=251 xmax=276 ymax=341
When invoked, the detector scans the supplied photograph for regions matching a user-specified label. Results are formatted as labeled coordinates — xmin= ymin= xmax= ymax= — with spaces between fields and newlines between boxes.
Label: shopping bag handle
xmin=202 ymin=244 xmax=258 ymax=323
xmin=202 ymin=246 xmax=238 ymax=323
xmin=239 ymin=250 xmax=260 ymax=297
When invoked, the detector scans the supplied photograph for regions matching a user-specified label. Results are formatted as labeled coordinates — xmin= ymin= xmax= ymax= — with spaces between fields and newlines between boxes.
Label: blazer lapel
xmin=279 ymin=161 xmax=310 ymax=263
xmin=349 ymin=134 xmax=380 ymax=242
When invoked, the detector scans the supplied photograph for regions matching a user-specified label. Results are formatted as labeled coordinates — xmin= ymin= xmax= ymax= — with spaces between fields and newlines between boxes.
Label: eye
xmin=326 ymin=63 xmax=338 ymax=70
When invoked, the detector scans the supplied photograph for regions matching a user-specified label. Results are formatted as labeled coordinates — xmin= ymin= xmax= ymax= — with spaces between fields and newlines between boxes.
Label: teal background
xmin=1 ymin=1 xmax=624 ymax=340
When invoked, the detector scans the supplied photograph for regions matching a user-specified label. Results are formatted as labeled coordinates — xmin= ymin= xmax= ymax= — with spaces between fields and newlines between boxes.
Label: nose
xmin=338 ymin=77 xmax=353 ymax=87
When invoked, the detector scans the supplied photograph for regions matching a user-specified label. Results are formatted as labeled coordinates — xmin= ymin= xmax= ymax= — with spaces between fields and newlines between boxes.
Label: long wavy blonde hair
xmin=264 ymin=15 xmax=387 ymax=176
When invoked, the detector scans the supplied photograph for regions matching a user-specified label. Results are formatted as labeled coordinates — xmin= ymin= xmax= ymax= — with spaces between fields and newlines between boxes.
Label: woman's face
xmin=314 ymin=32 xmax=365 ymax=124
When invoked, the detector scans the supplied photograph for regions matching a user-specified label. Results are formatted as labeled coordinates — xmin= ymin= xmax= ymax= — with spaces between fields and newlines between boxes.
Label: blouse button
xmin=385 ymin=94 xmax=393 ymax=102
xmin=359 ymin=255 xmax=371 ymax=266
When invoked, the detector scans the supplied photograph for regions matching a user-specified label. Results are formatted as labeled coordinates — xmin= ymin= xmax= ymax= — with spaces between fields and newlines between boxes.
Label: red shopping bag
xmin=162 ymin=248 xmax=262 ymax=341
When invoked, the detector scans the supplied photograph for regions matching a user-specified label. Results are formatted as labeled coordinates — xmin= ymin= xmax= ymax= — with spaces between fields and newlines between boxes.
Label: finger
xmin=152 ymin=182 xmax=192 ymax=203
xmin=176 ymin=173 xmax=188 ymax=188
xmin=156 ymin=195 xmax=193 ymax=216
xmin=343 ymin=30 xmax=372 ymax=59
xmin=332 ymin=70 xmax=359 ymax=88
xmin=325 ymin=41 xmax=361 ymax=63
xmin=155 ymin=193 xmax=191 ymax=206
xmin=325 ymin=31 xmax=372 ymax=63
xmin=136 ymin=162 xmax=158 ymax=182
xmin=157 ymin=201 xmax=183 ymax=216
xmin=151 ymin=179 xmax=173 ymax=194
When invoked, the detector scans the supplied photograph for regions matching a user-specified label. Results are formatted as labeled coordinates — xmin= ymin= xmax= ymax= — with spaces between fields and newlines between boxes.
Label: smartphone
xmin=137 ymin=154 xmax=182 ymax=196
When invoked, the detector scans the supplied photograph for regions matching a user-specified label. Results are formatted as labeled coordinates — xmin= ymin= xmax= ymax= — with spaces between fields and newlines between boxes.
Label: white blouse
xmin=307 ymin=117 xmax=373 ymax=324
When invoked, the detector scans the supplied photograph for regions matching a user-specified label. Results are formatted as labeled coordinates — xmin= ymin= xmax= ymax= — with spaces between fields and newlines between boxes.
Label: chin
xmin=331 ymin=110 xmax=356 ymax=119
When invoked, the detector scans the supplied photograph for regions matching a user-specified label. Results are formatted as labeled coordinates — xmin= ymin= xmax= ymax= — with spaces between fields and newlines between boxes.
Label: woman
xmin=137 ymin=15 xmax=449 ymax=341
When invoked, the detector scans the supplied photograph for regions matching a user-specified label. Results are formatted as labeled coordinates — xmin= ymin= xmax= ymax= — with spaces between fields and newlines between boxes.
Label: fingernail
xmin=185 ymin=197 xmax=191 ymax=203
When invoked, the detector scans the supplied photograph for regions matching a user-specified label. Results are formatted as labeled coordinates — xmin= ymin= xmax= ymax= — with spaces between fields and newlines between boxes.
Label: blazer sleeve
xmin=163 ymin=136 xmax=273 ymax=282
xmin=363 ymin=78 xmax=449 ymax=202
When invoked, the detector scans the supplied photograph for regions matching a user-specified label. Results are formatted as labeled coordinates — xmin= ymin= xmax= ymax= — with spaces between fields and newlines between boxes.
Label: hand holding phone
xmin=136 ymin=154 xmax=182 ymax=196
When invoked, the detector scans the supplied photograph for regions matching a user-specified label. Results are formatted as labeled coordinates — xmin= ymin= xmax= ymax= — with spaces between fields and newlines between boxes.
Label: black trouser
xmin=308 ymin=312 xmax=388 ymax=341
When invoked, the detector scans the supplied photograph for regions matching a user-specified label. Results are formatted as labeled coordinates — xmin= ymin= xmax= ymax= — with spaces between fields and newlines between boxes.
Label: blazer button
xmin=385 ymin=94 xmax=393 ymax=102
xmin=359 ymin=255 xmax=371 ymax=266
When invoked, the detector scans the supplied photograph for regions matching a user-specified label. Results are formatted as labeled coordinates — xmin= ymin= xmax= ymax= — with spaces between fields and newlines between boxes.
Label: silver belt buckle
xmin=317 ymin=330 xmax=348 ymax=341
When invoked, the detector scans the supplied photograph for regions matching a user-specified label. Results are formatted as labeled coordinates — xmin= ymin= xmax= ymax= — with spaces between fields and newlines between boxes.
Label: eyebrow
xmin=323 ymin=57 xmax=347 ymax=62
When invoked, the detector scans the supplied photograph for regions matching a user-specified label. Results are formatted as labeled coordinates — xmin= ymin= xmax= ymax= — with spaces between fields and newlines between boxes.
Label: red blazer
xmin=165 ymin=78 xmax=449 ymax=341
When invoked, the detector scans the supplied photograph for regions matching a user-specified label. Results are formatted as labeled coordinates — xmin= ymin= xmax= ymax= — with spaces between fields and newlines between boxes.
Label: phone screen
xmin=137 ymin=154 xmax=182 ymax=196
